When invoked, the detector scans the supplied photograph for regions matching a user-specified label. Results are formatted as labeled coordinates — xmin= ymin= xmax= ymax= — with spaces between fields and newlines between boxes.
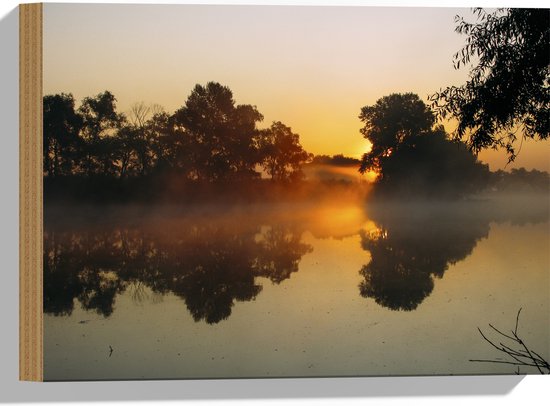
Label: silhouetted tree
xmin=173 ymin=82 xmax=264 ymax=181
xmin=128 ymin=102 xmax=152 ymax=128
xmin=259 ymin=121 xmax=312 ymax=181
xmin=126 ymin=102 xmax=165 ymax=176
xmin=377 ymin=126 xmax=490 ymax=198
xmin=78 ymin=91 xmax=126 ymax=176
xmin=43 ymin=84 xmax=313 ymax=200
xmin=490 ymin=168 xmax=550 ymax=193
xmin=329 ymin=154 xmax=361 ymax=166
xmin=430 ymin=8 xmax=550 ymax=161
xmin=359 ymin=93 xmax=435 ymax=175
xmin=43 ymin=93 xmax=83 ymax=177
xmin=310 ymin=154 xmax=360 ymax=166
xmin=359 ymin=93 xmax=489 ymax=197
xmin=112 ymin=125 xmax=139 ymax=178
xmin=144 ymin=111 xmax=186 ymax=173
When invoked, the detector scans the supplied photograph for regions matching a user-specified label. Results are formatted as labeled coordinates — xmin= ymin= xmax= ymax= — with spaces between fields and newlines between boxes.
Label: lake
xmin=43 ymin=194 xmax=550 ymax=380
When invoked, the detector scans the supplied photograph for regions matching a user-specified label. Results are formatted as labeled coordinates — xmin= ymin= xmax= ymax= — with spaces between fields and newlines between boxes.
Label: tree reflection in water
xmin=44 ymin=196 xmax=549 ymax=320
xmin=44 ymin=216 xmax=312 ymax=324
xmin=358 ymin=199 xmax=549 ymax=311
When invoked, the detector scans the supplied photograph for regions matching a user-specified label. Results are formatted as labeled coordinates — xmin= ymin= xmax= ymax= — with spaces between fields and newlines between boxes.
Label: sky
xmin=43 ymin=3 xmax=550 ymax=171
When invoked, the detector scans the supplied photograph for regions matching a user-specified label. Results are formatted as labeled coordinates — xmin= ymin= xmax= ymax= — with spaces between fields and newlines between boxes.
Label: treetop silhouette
xmin=358 ymin=93 xmax=489 ymax=198
xmin=43 ymin=82 xmax=313 ymax=200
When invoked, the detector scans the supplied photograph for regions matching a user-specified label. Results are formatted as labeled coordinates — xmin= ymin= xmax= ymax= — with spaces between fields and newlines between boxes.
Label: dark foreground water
xmin=43 ymin=195 xmax=550 ymax=380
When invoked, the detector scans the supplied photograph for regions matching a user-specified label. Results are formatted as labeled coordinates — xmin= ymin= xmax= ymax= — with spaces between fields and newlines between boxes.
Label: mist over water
xmin=42 ymin=186 xmax=550 ymax=380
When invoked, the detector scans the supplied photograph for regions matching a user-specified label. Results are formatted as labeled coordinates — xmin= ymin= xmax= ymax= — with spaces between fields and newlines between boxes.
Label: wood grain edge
xmin=19 ymin=2 xmax=43 ymax=382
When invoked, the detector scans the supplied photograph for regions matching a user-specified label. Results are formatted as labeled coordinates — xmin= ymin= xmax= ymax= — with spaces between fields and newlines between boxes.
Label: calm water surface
xmin=43 ymin=196 xmax=550 ymax=380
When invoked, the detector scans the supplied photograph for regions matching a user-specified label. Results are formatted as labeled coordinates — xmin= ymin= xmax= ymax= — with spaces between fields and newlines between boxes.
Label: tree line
xmin=46 ymin=85 xmax=491 ymax=201
xmin=44 ymin=82 xmax=312 ymax=184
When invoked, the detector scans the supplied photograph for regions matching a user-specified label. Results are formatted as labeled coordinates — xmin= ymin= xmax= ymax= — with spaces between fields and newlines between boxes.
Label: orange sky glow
xmin=43 ymin=3 xmax=550 ymax=172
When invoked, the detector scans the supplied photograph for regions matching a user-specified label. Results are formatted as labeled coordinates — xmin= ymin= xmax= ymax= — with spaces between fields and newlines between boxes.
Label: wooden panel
xmin=19 ymin=2 xmax=43 ymax=382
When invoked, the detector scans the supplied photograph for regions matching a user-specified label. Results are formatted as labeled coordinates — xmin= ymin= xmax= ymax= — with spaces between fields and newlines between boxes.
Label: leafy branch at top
xmin=429 ymin=8 xmax=550 ymax=162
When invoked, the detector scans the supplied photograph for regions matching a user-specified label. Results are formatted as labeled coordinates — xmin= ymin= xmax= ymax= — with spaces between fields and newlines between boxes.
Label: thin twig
xmin=488 ymin=323 xmax=516 ymax=341
xmin=530 ymin=349 xmax=550 ymax=367
xmin=514 ymin=307 xmax=522 ymax=335
xmin=512 ymin=331 xmax=544 ymax=374
xmin=471 ymin=308 xmax=549 ymax=374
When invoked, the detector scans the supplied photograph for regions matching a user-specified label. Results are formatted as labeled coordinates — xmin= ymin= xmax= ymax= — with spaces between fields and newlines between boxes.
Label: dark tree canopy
xmin=173 ymin=82 xmax=264 ymax=181
xmin=79 ymin=91 xmax=124 ymax=140
xmin=359 ymin=93 xmax=489 ymax=198
xmin=77 ymin=91 xmax=126 ymax=176
xmin=259 ymin=121 xmax=312 ymax=181
xmin=43 ymin=82 xmax=312 ymax=199
xmin=43 ymin=93 xmax=83 ymax=177
xmin=430 ymin=8 xmax=550 ymax=160
xmin=310 ymin=154 xmax=360 ymax=166
xmin=377 ymin=126 xmax=490 ymax=198
xmin=359 ymin=93 xmax=435 ymax=174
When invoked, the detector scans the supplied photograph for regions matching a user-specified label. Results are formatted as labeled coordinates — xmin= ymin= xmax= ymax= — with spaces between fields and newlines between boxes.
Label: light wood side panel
xmin=19 ymin=2 xmax=43 ymax=382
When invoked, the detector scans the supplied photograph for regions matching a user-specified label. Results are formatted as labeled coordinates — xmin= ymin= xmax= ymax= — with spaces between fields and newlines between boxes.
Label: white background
xmin=1 ymin=1 xmax=547 ymax=405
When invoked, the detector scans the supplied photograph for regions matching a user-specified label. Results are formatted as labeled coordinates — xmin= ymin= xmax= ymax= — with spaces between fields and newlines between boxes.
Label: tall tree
xmin=430 ymin=8 xmax=550 ymax=161
xmin=173 ymin=82 xmax=264 ymax=181
xmin=126 ymin=102 xmax=166 ymax=176
xmin=113 ymin=125 xmax=140 ymax=178
xmin=358 ymin=93 xmax=489 ymax=197
xmin=78 ymin=91 xmax=126 ymax=176
xmin=146 ymin=111 xmax=189 ymax=174
xmin=43 ymin=93 xmax=83 ymax=177
xmin=259 ymin=121 xmax=312 ymax=181
xmin=358 ymin=93 xmax=435 ymax=175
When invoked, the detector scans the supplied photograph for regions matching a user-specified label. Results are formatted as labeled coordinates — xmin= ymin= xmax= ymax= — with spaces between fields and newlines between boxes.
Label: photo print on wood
xmin=20 ymin=2 xmax=549 ymax=381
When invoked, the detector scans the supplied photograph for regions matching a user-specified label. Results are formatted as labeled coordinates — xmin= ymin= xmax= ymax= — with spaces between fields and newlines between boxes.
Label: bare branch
xmin=471 ymin=309 xmax=549 ymax=374
xmin=129 ymin=102 xmax=152 ymax=128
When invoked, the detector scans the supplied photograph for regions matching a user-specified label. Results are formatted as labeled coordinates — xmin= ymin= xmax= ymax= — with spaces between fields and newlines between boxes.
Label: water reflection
xmin=358 ymin=198 xmax=549 ymax=311
xmin=44 ymin=195 xmax=549 ymax=321
xmin=44 ymin=217 xmax=312 ymax=324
